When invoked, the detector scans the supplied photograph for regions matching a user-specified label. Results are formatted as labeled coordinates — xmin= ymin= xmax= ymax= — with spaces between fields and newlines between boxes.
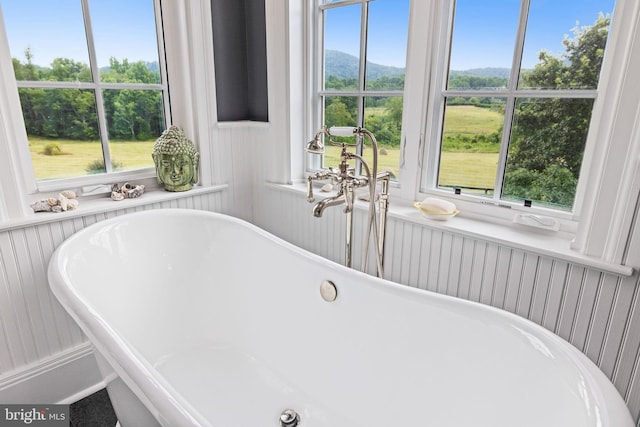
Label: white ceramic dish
xmin=414 ymin=201 xmax=459 ymax=221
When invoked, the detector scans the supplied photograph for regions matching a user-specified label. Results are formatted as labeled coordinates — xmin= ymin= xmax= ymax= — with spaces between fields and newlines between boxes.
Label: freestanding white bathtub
xmin=48 ymin=209 xmax=634 ymax=427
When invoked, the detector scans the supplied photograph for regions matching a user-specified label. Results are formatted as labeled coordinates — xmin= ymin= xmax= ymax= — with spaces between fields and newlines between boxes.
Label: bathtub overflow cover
xmin=279 ymin=409 xmax=300 ymax=427
xmin=320 ymin=280 xmax=337 ymax=302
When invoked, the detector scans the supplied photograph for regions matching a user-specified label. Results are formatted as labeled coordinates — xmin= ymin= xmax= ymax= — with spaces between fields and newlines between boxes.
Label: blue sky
xmin=1 ymin=0 xmax=616 ymax=71
xmin=325 ymin=0 xmax=616 ymax=70
xmin=325 ymin=0 xmax=410 ymax=68
xmin=1 ymin=0 xmax=158 ymax=68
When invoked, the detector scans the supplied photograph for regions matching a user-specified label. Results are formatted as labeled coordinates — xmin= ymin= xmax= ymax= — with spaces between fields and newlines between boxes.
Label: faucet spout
xmin=313 ymin=194 xmax=346 ymax=218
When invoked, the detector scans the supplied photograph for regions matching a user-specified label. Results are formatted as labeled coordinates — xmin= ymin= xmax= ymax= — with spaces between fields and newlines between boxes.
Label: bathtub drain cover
xmin=280 ymin=408 xmax=300 ymax=427
xmin=320 ymin=280 xmax=337 ymax=302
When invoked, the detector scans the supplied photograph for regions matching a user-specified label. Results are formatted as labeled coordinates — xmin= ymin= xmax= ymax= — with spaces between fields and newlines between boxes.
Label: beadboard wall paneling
xmin=212 ymin=126 xmax=261 ymax=222
xmin=0 ymin=190 xmax=226 ymax=402
xmin=256 ymin=185 xmax=640 ymax=424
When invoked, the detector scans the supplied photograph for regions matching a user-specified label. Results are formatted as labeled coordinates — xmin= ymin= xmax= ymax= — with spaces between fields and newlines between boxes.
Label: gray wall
xmin=211 ymin=0 xmax=268 ymax=121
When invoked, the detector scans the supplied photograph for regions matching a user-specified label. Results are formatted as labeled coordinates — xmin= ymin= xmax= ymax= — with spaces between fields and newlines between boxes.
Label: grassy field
xmin=29 ymin=137 xmax=155 ymax=180
xmin=437 ymin=105 xmax=502 ymax=191
xmin=443 ymin=105 xmax=502 ymax=137
xmin=324 ymin=144 xmax=401 ymax=178
xmin=438 ymin=152 xmax=498 ymax=191
xmin=324 ymin=145 xmax=497 ymax=189
xmin=28 ymin=105 xmax=500 ymax=188
xmin=323 ymin=105 xmax=501 ymax=187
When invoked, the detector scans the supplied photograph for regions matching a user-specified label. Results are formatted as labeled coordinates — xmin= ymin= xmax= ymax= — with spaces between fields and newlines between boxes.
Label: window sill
xmin=270 ymin=182 xmax=634 ymax=277
xmin=0 ymin=184 xmax=228 ymax=232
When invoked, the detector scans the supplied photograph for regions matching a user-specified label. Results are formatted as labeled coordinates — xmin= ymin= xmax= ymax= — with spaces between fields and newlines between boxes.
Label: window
xmin=310 ymin=0 xmax=640 ymax=259
xmin=427 ymin=0 xmax=616 ymax=213
xmin=1 ymin=0 xmax=168 ymax=186
xmin=314 ymin=0 xmax=409 ymax=179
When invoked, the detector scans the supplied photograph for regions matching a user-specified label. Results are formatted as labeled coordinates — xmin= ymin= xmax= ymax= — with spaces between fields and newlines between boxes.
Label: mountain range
xmin=325 ymin=49 xmax=510 ymax=79
xmin=325 ymin=49 xmax=405 ymax=80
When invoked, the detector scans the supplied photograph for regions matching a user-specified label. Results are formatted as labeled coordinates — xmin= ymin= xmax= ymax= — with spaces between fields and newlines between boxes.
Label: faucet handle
xmin=306 ymin=176 xmax=315 ymax=203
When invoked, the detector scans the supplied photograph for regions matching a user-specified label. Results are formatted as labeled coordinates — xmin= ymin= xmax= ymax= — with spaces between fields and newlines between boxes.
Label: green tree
xmin=503 ymin=14 xmax=610 ymax=208
xmin=23 ymin=47 xmax=38 ymax=80
xmin=101 ymin=58 xmax=164 ymax=140
xmin=385 ymin=97 xmax=403 ymax=128
xmin=13 ymin=54 xmax=163 ymax=141
xmin=109 ymin=89 xmax=163 ymax=140
xmin=41 ymin=89 xmax=98 ymax=139
xmin=49 ymin=57 xmax=91 ymax=82
xmin=325 ymin=99 xmax=353 ymax=127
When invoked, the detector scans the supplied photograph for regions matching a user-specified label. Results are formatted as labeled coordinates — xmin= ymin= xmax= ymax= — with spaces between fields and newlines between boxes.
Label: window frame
xmin=420 ymin=0 xmax=614 ymax=227
xmin=429 ymin=0 xmax=601 ymax=211
xmin=1 ymin=0 xmax=171 ymax=193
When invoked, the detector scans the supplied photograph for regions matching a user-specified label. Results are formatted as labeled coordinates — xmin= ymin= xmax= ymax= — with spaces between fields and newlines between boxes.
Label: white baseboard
xmin=0 ymin=343 xmax=104 ymax=404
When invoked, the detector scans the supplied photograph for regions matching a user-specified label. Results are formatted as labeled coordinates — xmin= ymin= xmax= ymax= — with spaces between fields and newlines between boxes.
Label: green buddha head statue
xmin=152 ymin=126 xmax=200 ymax=192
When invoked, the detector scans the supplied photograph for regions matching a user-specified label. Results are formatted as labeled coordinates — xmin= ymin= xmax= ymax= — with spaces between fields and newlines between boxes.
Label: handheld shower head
xmin=305 ymin=127 xmax=334 ymax=154
xmin=305 ymin=135 xmax=325 ymax=154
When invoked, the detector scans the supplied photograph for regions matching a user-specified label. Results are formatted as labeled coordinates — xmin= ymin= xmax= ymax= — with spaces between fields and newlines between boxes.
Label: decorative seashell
xmin=321 ymin=184 xmax=333 ymax=192
xmin=128 ymin=184 xmax=145 ymax=198
xmin=111 ymin=191 xmax=125 ymax=201
xmin=120 ymin=182 xmax=145 ymax=198
xmin=66 ymin=199 xmax=79 ymax=210
xmin=31 ymin=200 xmax=53 ymax=212
xmin=60 ymin=190 xmax=77 ymax=199
xmin=58 ymin=194 xmax=70 ymax=211
xmin=50 ymin=205 xmax=63 ymax=213
xmin=47 ymin=198 xmax=59 ymax=206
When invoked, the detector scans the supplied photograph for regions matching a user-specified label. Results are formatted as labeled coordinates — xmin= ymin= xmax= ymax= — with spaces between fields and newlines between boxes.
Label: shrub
xmin=42 ymin=143 xmax=64 ymax=156
xmin=85 ymin=159 xmax=124 ymax=174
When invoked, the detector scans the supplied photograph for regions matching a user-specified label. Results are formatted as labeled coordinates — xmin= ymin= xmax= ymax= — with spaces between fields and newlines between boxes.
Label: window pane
xmin=437 ymin=97 xmax=505 ymax=195
xmin=502 ymin=97 xmax=594 ymax=209
xmin=19 ymin=88 xmax=103 ymax=180
xmin=322 ymin=95 xmax=357 ymax=168
xmin=365 ymin=0 xmax=408 ymax=91
xmin=104 ymin=89 xmax=165 ymax=171
xmin=323 ymin=95 xmax=358 ymax=128
xmin=324 ymin=4 xmax=361 ymax=91
xmin=2 ymin=0 xmax=91 ymax=82
xmin=363 ymin=97 xmax=402 ymax=180
xmin=448 ymin=0 xmax=520 ymax=90
xmin=518 ymin=0 xmax=615 ymax=90
xmin=90 ymin=0 xmax=161 ymax=84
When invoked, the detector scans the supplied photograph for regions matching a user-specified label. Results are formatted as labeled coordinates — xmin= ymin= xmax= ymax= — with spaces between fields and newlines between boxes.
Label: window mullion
xmin=509 ymin=0 xmax=530 ymax=90
xmin=494 ymin=97 xmax=516 ymax=201
xmin=319 ymin=0 xmax=363 ymax=12
xmin=493 ymin=0 xmax=531 ymax=202
xmin=80 ymin=0 xmax=112 ymax=174
xmin=354 ymin=0 xmax=368 ymax=174
xmin=14 ymin=80 xmax=164 ymax=91
xmin=357 ymin=0 xmax=368 ymax=124
xmin=153 ymin=0 xmax=171 ymax=125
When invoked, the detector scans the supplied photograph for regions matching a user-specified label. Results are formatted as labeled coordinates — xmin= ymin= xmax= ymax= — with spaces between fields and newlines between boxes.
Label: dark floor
xmin=69 ymin=388 xmax=118 ymax=427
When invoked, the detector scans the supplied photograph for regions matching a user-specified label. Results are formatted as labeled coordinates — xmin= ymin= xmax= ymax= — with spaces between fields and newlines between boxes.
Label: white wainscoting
xmin=0 ymin=189 xmax=227 ymax=404
xmin=256 ymin=184 xmax=640 ymax=425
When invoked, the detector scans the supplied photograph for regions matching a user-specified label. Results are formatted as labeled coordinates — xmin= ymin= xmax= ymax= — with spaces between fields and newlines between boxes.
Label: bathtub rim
xmin=47 ymin=208 xmax=635 ymax=427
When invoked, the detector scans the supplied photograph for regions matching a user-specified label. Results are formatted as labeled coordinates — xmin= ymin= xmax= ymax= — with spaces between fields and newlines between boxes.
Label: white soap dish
xmin=413 ymin=201 xmax=459 ymax=221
